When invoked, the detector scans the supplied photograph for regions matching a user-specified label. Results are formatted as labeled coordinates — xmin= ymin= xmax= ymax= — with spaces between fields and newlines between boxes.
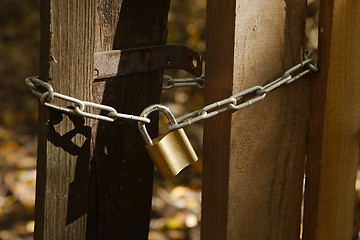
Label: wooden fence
xmin=34 ymin=0 xmax=360 ymax=239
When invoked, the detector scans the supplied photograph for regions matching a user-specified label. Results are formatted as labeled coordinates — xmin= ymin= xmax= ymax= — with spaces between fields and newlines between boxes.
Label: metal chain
xmin=25 ymin=76 xmax=151 ymax=123
xmin=163 ymin=75 xmax=205 ymax=89
xmin=26 ymin=50 xmax=317 ymax=128
xmin=169 ymin=50 xmax=318 ymax=130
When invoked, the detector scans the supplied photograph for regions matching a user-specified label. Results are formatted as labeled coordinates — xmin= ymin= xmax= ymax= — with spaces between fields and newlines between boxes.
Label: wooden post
xmin=202 ymin=0 xmax=309 ymax=239
xmin=303 ymin=1 xmax=360 ymax=239
xmin=35 ymin=0 xmax=169 ymax=239
xmin=90 ymin=0 xmax=169 ymax=239
xmin=35 ymin=0 xmax=96 ymax=239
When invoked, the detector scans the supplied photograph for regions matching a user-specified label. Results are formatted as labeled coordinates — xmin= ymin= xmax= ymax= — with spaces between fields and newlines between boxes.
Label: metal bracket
xmin=94 ymin=44 xmax=202 ymax=79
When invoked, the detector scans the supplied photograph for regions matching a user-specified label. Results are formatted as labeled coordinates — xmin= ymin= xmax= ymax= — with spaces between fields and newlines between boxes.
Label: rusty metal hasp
xmin=94 ymin=44 xmax=202 ymax=79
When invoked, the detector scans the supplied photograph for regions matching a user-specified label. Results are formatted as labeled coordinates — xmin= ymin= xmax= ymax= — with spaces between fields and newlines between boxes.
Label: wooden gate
xmin=34 ymin=0 xmax=360 ymax=239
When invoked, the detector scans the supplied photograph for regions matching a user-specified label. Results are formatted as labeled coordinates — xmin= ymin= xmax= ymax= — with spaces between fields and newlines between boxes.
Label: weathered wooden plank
xmin=201 ymin=0 xmax=309 ymax=239
xmin=35 ymin=0 xmax=96 ymax=239
xmin=89 ymin=0 xmax=170 ymax=239
xmin=303 ymin=1 xmax=360 ymax=239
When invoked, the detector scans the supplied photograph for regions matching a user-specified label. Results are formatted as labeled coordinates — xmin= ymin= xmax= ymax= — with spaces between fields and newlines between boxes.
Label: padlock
xmin=138 ymin=104 xmax=198 ymax=179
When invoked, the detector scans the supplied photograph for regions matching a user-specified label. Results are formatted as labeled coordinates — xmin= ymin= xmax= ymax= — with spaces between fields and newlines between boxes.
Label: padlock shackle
xmin=138 ymin=104 xmax=178 ymax=145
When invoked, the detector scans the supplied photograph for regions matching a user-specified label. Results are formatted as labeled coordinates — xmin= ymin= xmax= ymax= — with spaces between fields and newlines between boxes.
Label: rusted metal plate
xmin=93 ymin=44 xmax=202 ymax=79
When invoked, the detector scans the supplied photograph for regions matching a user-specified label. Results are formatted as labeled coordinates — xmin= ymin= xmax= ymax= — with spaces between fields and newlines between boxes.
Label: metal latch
xmin=94 ymin=44 xmax=202 ymax=79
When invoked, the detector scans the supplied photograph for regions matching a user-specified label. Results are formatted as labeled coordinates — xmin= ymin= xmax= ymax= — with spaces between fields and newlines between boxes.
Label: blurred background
xmin=0 ymin=1 xmax=39 ymax=239
xmin=4 ymin=1 xmax=355 ymax=240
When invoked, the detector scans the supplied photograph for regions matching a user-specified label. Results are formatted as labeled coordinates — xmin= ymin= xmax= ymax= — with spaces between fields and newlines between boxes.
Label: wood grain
xmin=35 ymin=0 xmax=170 ymax=239
xmin=303 ymin=1 xmax=360 ymax=239
xmin=89 ymin=0 xmax=170 ymax=239
xmin=201 ymin=0 xmax=309 ymax=239
xmin=35 ymin=0 xmax=96 ymax=239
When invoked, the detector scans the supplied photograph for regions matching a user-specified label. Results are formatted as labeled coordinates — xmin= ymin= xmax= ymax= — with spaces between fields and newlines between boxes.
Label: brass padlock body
xmin=146 ymin=128 xmax=198 ymax=179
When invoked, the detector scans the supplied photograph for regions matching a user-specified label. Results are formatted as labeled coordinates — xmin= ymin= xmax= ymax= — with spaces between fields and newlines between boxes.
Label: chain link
xmin=25 ymin=76 xmax=151 ymax=123
xmin=163 ymin=75 xmax=205 ymax=89
xmin=169 ymin=50 xmax=318 ymax=130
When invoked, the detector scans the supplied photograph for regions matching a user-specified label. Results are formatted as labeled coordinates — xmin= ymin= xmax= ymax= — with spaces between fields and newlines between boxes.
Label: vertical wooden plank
xmin=89 ymin=0 xmax=170 ymax=239
xmin=35 ymin=0 xmax=95 ymax=239
xmin=202 ymin=0 xmax=309 ymax=239
xmin=303 ymin=1 xmax=360 ymax=239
